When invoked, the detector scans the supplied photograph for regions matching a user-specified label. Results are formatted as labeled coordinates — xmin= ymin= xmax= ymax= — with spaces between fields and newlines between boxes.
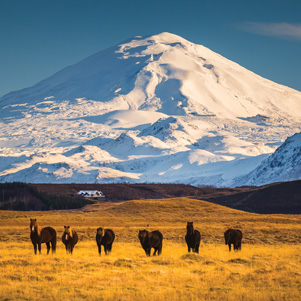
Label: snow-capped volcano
xmin=0 ymin=32 xmax=300 ymax=186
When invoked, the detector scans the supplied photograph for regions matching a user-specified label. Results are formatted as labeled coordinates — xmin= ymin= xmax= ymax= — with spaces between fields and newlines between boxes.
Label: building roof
xmin=78 ymin=190 xmax=104 ymax=196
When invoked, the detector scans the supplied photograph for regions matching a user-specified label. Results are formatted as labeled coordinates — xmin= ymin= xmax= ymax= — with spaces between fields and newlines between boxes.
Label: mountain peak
xmin=122 ymin=32 xmax=189 ymax=44
xmin=142 ymin=32 xmax=189 ymax=43
xmin=0 ymin=33 xmax=301 ymax=185
xmin=1 ymin=32 xmax=300 ymax=120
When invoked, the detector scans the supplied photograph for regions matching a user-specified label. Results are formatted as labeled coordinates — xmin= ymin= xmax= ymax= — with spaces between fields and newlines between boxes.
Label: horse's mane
xmin=34 ymin=221 xmax=42 ymax=236
xmin=64 ymin=226 xmax=73 ymax=238
xmin=97 ymin=227 xmax=105 ymax=237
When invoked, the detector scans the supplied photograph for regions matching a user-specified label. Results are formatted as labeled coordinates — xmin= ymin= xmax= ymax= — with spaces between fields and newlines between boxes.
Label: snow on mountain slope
xmin=0 ymin=32 xmax=300 ymax=186
xmin=233 ymin=132 xmax=301 ymax=186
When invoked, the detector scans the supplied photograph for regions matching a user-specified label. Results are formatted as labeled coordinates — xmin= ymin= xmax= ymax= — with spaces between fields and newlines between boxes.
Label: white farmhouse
xmin=77 ymin=190 xmax=105 ymax=200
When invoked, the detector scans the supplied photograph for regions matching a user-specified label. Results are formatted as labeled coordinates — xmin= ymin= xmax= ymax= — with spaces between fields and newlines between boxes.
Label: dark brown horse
xmin=138 ymin=230 xmax=163 ymax=256
xmin=224 ymin=229 xmax=243 ymax=252
xmin=62 ymin=226 xmax=78 ymax=254
xmin=185 ymin=222 xmax=201 ymax=253
xmin=30 ymin=219 xmax=56 ymax=254
xmin=96 ymin=227 xmax=115 ymax=255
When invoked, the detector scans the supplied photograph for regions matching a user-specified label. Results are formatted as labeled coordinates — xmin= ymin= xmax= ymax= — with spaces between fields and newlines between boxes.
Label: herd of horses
xmin=29 ymin=219 xmax=243 ymax=256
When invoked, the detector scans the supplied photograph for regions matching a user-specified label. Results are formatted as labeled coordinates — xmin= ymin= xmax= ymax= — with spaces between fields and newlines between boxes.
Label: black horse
xmin=30 ymin=219 xmax=56 ymax=254
xmin=224 ymin=229 xmax=243 ymax=251
xmin=96 ymin=227 xmax=115 ymax=255
xmin=138 ymin=230 xmax=163 ymax=256
xmin=62 ymin=226 xmax=78 ymax=254
xmin=185 ymin=222 xmax=201 ymax=253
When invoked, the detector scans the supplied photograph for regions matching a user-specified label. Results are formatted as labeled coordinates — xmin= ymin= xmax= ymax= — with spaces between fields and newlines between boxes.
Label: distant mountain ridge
xmin=234 ymin=132 xmax=301 ymax=186
xmin=0 ymin=32 xmax=300 ymax=186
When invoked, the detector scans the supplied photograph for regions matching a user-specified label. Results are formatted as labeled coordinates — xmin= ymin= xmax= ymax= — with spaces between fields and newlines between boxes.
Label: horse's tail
xmin=51 ymin=230 xmax=57 ymax=253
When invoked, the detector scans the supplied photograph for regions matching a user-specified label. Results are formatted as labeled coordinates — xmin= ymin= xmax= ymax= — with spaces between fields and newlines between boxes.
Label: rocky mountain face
xmin=234 ymin=133 xmax=301 ymax=186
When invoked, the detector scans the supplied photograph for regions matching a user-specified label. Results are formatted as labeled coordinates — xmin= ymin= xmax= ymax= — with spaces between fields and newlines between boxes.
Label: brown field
xmin=0 ymin=197 xmax=300 ymax=300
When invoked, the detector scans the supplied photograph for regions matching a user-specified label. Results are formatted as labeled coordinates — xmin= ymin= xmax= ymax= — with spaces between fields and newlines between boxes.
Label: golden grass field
xmin=0 ymin=197 xmax=300 ymax=300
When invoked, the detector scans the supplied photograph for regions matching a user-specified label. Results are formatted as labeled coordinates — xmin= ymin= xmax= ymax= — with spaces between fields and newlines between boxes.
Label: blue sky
xmin=0 ymin=0 xmax=300 ymax=97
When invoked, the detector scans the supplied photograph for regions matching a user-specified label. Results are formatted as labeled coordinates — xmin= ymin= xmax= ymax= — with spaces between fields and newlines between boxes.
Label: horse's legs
xmin=188 ymin=246 xmax=191 ymax=253
xmin=158 ymin=243 xmax=162 ymax=256
xmin=235 ymin=242 xmax=241 ymax=251
xmin=33 ymin=243 xmax=37 ymax=254
xmin=234 ymin=242 xmax=238 ymax=251
xmin=153 ymin=248 xmax=157 ymax=256
xmin=196 ymin=244 xmax=200 ymax=254
xmin=228 ymin=243 xmax=231 ymax=252
xmin=46 ymin=242 xmax=51 ymax=254
xmin=38 ymin=243 xmax=42 ymax=254
xmin=104 ymin=245 xmax=108 ymax=255
xmin=108 ymin=243 xmax=112 ymax=253
xmin=52 ymin=239 xmax=56 ymax=254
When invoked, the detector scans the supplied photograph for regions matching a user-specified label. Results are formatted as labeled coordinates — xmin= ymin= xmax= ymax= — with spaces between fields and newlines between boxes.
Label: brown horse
xmin=96 ymin=227 xmax=115 ymax=255
xmin=224 ymin=229 xmax=243 ymax=252
xmin=62 ymin=226 xmax=78 ymax=254
xmin=185 ymin=222 xmax=201 ymax=253
xmin=138 ymin=230 xmax=163 ymax=256
xmin=30 ymin=219 xmax=56 ymax=254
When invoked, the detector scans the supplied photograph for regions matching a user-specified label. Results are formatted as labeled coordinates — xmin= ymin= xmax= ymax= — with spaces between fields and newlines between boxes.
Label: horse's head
xmin=138 ymin=229 xmax=149 ymax=242
xmin=30 ymin=219 xmax=37 ymax=233
xmin=63 ymin=226 xmax=73 ymax=241
xmin=187 ymin=222 xmax=194 ymax=235
xmin=224 ymin=229 xmax=232 ymax=245
xmin=96 ymin=227 xmax=105 ymax=242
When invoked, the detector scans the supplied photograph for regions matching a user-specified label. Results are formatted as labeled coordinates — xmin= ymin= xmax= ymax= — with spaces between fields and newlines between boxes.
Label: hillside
xmin=0 ymin=197 xmax=300 ymax=300
xmin=0 ymin=181 xmax=300 ymax=213
xmin=0 ymin=181 xmax=301 ymax=214
xmin=0 ymin=182 xmax=92 ymax=210
xmin=0 ymin=197 xmax=300 ymax=244
xmin=32 ymin=181 xmax=301 ymax=214
xmin=203 ymin=180 xmax=301 ymax=214
xmin=0 ymin=32 xmax=301 ymax=186
xmin=31 ymin=183 xmax=245 ymax=201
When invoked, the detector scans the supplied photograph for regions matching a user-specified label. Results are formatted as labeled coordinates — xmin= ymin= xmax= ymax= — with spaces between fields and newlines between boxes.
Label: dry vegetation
xmin=0 ymin=197 xmax=300 ymax=300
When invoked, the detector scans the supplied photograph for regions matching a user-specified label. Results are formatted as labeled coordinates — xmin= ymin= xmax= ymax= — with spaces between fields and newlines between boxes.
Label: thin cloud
xmin=239 ymin=22 xmax=301 ymax=40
